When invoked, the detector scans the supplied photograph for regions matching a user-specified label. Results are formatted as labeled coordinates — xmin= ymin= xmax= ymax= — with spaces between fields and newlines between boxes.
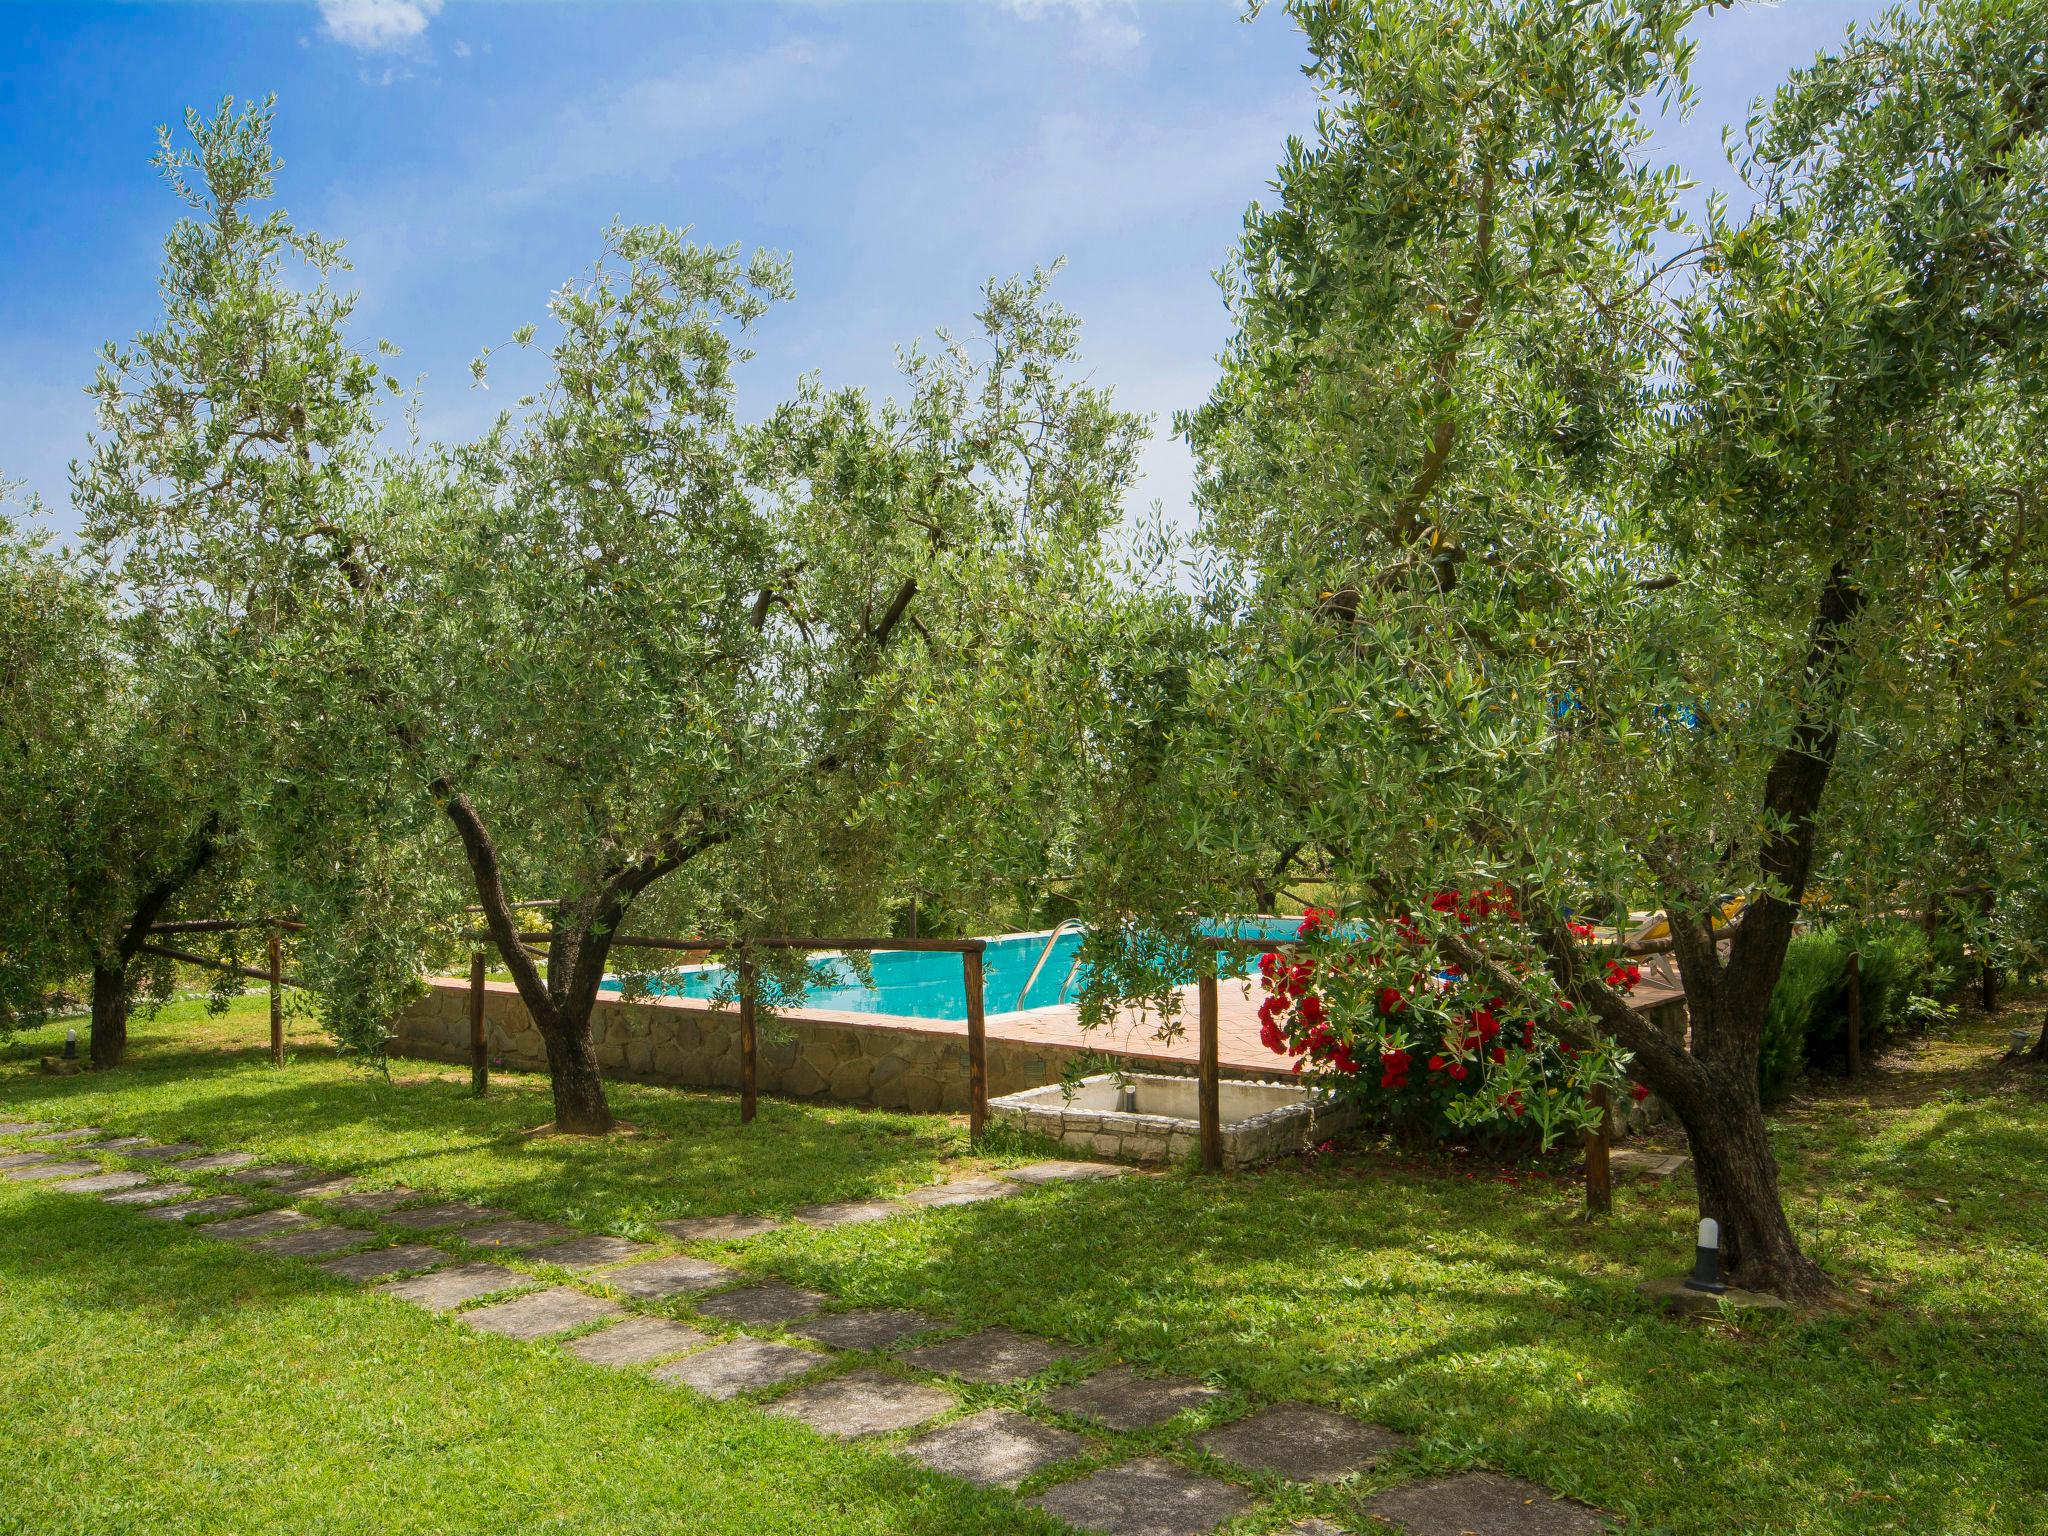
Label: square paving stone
xmin=901 ymin=1177 xmax=1021 ymax=1209
xmin=654 ymin=1213 xmax=783 ymax=1243
xmin=900 ymin=1326 xmax=1086 ymax=1384
xmin=691 ymin=1281 xmax=827 ymax=1326
xmin=462 ymin=1287 xmax=624 ymax=1340
xmin=1196 ymin=1402 xmax=1407 ymax=1483
xmin=767 ymin=1369 xmax=954 ymax=1439
xmin=0 ymin=1121 xmax=50 ymax=1135
xmin=458 ymin=1218 xmax=578 ymax=1251
xmin=605 ymin=1254 xmax=735 ymax=1300
xmin=54 ymin=1170 xmax=153 ymax=1194
xmin=1358 ymin=1472 xmax=1612 ymax=1535
xmin=652 ymin=1337 xmax=822 ymax=1400
xmin=248 ymin=1225 xmax=373 ymax=1259
xmin=0 ymin=1153 xmax=53 ymax=1170
xmin=27 ymin=1127 xmax=104 ymax=1143
xmin=102 ymin=1181 xmax=192 ymax=1206
xmin=91 ymin=1136 xmax=153 ymax=1151
xmin=1002 ymin=1160 xmax=1132 ymax=1187
xmin=145 ymin=1194 xmax=255 ymax=1222
xmin=903 ymin=1408 xmax=1090 ymax=1489
xmin=321 ymin=1186 xmax=423 ymax=1213
xmin=171 ymin=1150 xmax=258 ymax=1171
xmin=376 ymin=1261 xmax=528 ymax=1312
xmin=1046 ymin=1366 xmax=1222 ymax=1431
xmin=203 ymin=1209 xmax=314 ymax=1242
xmin=271 ymin=1174 xmax=363 ymax=1200
xmin=1288 ymin=1522 xmax=1349 ymax=1536
xmin=317 ymin=1243 xmax=452 ymax=1282
xmin=126 ymin=1143 xmax=205 ymax=1162
xmin=221 ymin=1164 xmax=312 ymax=1186
xmin=563 ymin=1315 xmax=711 ymax=1368
xmin=1027 ymin=1455 xmax=1251 ymax=1536
xmin=790 ymin=1198 xmax=909 ymax=1228
xmin=12 ymin=1160 xmax=106 ymax=1182
xmin=790 ymin=1307 xmax=946 ymax=1352
xmin=384 ymin=1201 xmax=509 ymax=1230
xmin=535 ymin=1234 xmax=656 ymax=1270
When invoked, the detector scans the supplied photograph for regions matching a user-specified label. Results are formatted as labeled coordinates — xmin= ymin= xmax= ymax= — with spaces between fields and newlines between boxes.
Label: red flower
xmin=1428 ymin=1054 xmax=1446 ymax=1072
xmin=1630 ymin=1082 xmax=1651 ymax=1103
xmin=1489 ymin=1046 xmax=1507 ymax=1065
xmin=1449 ymin=1062 xmax=1469 ymax=1081
xmin=1473 ymin=1008 xmax=1501 ymax=1041
xmin=1258 ymin=950 xmax=1281 ymax=980
xmin=1298 ymin=992 xmax=1326 ymax=1027
xmin=1259 ymin=1019 xmax=1286 ymax=1055
xmin=1376 ymin=985 xmax=1403 ymax=1016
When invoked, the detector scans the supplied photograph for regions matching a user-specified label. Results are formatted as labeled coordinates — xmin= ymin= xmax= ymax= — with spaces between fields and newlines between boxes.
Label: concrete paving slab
xmin=901 ymin=1178 xmax=1021 ymax=1209
xmin=0 ymin=1153 xmax=54 ymax=1170
xmin=457 ymin=1218 xmax=578 ymax=1251
xmin=91 ymin=1136 xmax=154 ymax=1151
xmin=653 ymin=1213 xmax=783 ymax=1243
xmin=247 ymin=1225 xmax=374 ymax=1259
xmin=271 ymin=1175 xmax=365 ymax=1200
xmin=316 ymin=1243 xmax=452 ymax=1282
xmin=604 ymin=1254 xmax=736 ymax=1300
xmin=789 ymin=1199 xmax=909 ymax=1228
xmin=321 ymin=1187 xmax=423 ymax=1213
xmin=789 ymin=1307 xmax=946 ymax=1352
xmin=767 ymin=1369 xmax=954 ymax=1439
xmin=144 ymin=1195 xmax=255 ymax=1222
xmin=903 ymin=1408 xmax=1090 ymax=1489
xmin=651 ymin=1337 xmax=822 ymax=1400
xmin=376 ymin=1261 xmax=528 ymax=1312
xmin=1196 ymin=1402 xmax=1407 ymax=1483
xmin=1359 ymin=1472 xmax=1613 ymax=1535
xmin=126 ymin=1143 xmax=205 ymax=1162
xmin=202 ymin=1209 xmax=315 ymax=1242
xmin=1045 ymin=1366 xmax=1222 ymax=1431
xmin=1002 ymin=1161 xmax=1133 ymax=1187
xmin=384 ymin=1200 xmax=510 ymax=1230
xmin=221 ymin=1165 xmax=313 ymax=1186
xmin=899 ymin=1326 xmax=1086 ymax=1384
xmin=1026 ymin=1455 xmax=1251 ymax=1536
xmin=172 ymin=1151 xmax=259 ymax=1171
xmin=6 ymin=1160 xmax=98 ymax=1181
xmin=534 ymin=1234 xmax=656 ymax=1271
xmin=53 ymin=1170 xmax=153 ymax=1194
xmin=462 ymin=1287 xmax=624 ymax=1340
xmin=691 ymin=1281 xmax=828 ymax=1326
xmin=563 ymin=1315 xmax=711 ymax=1368
xmin=102 ymin=1181 xmax=192 ymax=1206
xmin=26 ymin=1127 xmax=103 ymax=1143
xmin=0 ymin=1121 xmax=50 ymax=1135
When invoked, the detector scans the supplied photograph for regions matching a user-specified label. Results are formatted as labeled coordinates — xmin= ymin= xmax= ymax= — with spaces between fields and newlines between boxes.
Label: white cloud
xmin=318 ymin=0 xmax=443 ymax=54
xmin=1005 ymin=0 xmax=1144 ymax=63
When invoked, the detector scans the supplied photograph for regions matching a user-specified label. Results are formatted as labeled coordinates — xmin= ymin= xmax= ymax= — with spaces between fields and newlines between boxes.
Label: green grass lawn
xmin=2 ymin=993 xmax=2044 ymax=1534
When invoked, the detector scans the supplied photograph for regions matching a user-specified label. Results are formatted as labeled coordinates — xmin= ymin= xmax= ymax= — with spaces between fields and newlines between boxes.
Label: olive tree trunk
xmin=89 ymin=963 xmax=129 ymax=1070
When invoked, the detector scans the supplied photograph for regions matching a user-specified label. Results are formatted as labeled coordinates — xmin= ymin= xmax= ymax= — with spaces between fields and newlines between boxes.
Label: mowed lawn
xmin=2 ymin=995 xmax=2044 ymax=1535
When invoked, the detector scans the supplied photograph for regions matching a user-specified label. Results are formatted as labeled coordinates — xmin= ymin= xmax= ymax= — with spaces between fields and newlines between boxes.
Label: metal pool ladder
xmin=1015 ymin=919 xmax=1087 ymax=1010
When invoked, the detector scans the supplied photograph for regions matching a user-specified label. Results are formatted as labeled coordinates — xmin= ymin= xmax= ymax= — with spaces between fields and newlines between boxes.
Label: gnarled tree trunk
xmin=89 ymin=962 xmax=129 ymax=1070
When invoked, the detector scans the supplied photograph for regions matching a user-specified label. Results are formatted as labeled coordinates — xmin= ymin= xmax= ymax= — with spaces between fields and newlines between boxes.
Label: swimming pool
xmin=598 ymin=918 xmax=1306 ymax=1021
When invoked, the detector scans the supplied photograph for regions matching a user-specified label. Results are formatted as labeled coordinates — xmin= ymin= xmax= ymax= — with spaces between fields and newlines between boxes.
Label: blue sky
xmin=4 ymin=0 xmax=1889 ymax=537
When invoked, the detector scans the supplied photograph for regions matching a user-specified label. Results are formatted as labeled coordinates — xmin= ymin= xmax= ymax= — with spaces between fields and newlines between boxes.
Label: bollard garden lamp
xmin=1684 ymin=1216 xmax=1727 ymax=1294
xmin=63 ymin=1027 xmax=78 ymax=1061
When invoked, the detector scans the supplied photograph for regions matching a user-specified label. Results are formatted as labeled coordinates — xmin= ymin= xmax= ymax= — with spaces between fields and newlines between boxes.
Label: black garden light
xmin=63 ymin=1027 xmax=77 ymax=1062
xmin=1684 ymin=1216 xmax=1726 ymax=1295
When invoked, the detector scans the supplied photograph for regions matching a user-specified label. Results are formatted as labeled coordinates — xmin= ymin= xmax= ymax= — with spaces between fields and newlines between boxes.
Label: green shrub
xmin=1759 ymin=920 xmax=1940 ymax=1101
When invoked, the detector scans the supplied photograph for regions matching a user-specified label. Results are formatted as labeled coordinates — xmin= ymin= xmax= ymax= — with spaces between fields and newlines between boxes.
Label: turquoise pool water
xmin=599 ymin=918 xmax=1305 ymax=1021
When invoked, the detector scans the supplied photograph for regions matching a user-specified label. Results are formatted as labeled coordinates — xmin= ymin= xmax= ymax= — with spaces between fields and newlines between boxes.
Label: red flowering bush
xmin=1255 ymin=893 xmax=1635 ymax=1148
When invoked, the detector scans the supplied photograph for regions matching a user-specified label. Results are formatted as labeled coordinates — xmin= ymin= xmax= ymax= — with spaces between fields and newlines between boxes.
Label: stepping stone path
xmin=203 ymin=1209 xmax=314 ymax=1243
xmin=767 ymin=1369 xmax=954 ymax=1439
xmin=1196 ymin=1402 xmax=1407 ymax=1482
xmin=463 ymin=1287 xmax=623 ymax=1340
xmin=900 ymin=1326 xmax=1086 ymax=1384
xmin=317 ymin=1244 xmax=451 ymax=1282
xmin=790 ymin=1198 xmax=906 ymax=1228
xmin=249 ymin=1226 xmax=371 ymax=1260
xmin=1046 ymin=1366 xmax=1222 ymax=1431
xmin=18 ymin=1118 xmax=1619 ymax=1536
xmin=1003 ymin=1160 xmax=1132 ymax=1186
xmin=655 ymin=1213 xmax=781 ymax=1242
xmin=564 ymin=1315 xmax=710 ymax=1368
xmin=56 ymin=1171 xmax=153 ymax=1194
xmin=1610 ymin=1148 xmax=1690 ymax=1179
xmin=653 ymin=1337 xmax=820 ymax=1400
xmin=376 ymin=1262 xmax=526 ymax=1312
xmin=1028 ymin=1454 xmax=1252 ymax=1536
xmin=103 ymin=1181 xmax=192 ymax=1206
xmin=692 ymin=1281 xmax=827 ymax=1326
xmin=605 ymin=1254 xmax=733 ymax=1300
xmin=537 ymin=1234 xmax=655 ymax=1271
xmin=460 ymin=1218 xmax=577 ymax=1251
xmin=385 ymin=1200 xmax=509 ymax=1230
xmin=6 ymin=1160 xmax=98 ymax=1181
xmin=904 ymin=1408 xmax=1089 ymax=1489
xmin=790 ymin=1307 xmax=943 ymax=1352
xmin=27 ymin=1127 xmax=103 ymax=1142
xmin=1360 ymin=1472 xmax=1611 ymax=1535
xmin=147 ymin=1194 xmax=254 ymax=1221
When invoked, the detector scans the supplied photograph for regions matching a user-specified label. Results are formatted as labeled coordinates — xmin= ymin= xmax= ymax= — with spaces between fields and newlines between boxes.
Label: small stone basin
xmin=987 ymin=1072 xmax=1354 ymax=1170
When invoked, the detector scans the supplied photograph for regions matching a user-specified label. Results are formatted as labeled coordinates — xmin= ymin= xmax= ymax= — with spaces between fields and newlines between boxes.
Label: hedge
xmin=1758 ymin=919 xmax=1945 ymax=1101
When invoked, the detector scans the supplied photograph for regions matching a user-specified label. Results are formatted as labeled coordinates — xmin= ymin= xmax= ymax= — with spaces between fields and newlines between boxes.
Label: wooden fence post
xmin=1198 ymin=958 xmax=1222 ymax=1173
xmin=1585 ymin=1083 xmax=1612 ymax=1216
xmin=964 ymin=948 xmax=989 ymax=1145
xmin=267 ymin=930 xmax=284 ymax=1068
xmin=739 ymin=957 xmax=758 ymax=1126
xmin=469 ymin=951 xmax=489 ymax=1095
xmin=1844 ymin=950 xmax=1863 ymax=1077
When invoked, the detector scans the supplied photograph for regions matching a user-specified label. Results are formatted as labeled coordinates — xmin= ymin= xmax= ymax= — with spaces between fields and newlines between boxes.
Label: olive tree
xmin=1070 ymin=0 xmax=2047 ymax=1298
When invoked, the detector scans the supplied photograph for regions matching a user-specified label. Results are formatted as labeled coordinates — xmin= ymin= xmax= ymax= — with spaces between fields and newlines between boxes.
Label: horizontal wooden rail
xmin=147 ymin=917 xmax=306 ymax=935
xmin=138 ymin=941 xmax=305 ymax=990
xmin=462 ymin=931 xmax=986 ymax=956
